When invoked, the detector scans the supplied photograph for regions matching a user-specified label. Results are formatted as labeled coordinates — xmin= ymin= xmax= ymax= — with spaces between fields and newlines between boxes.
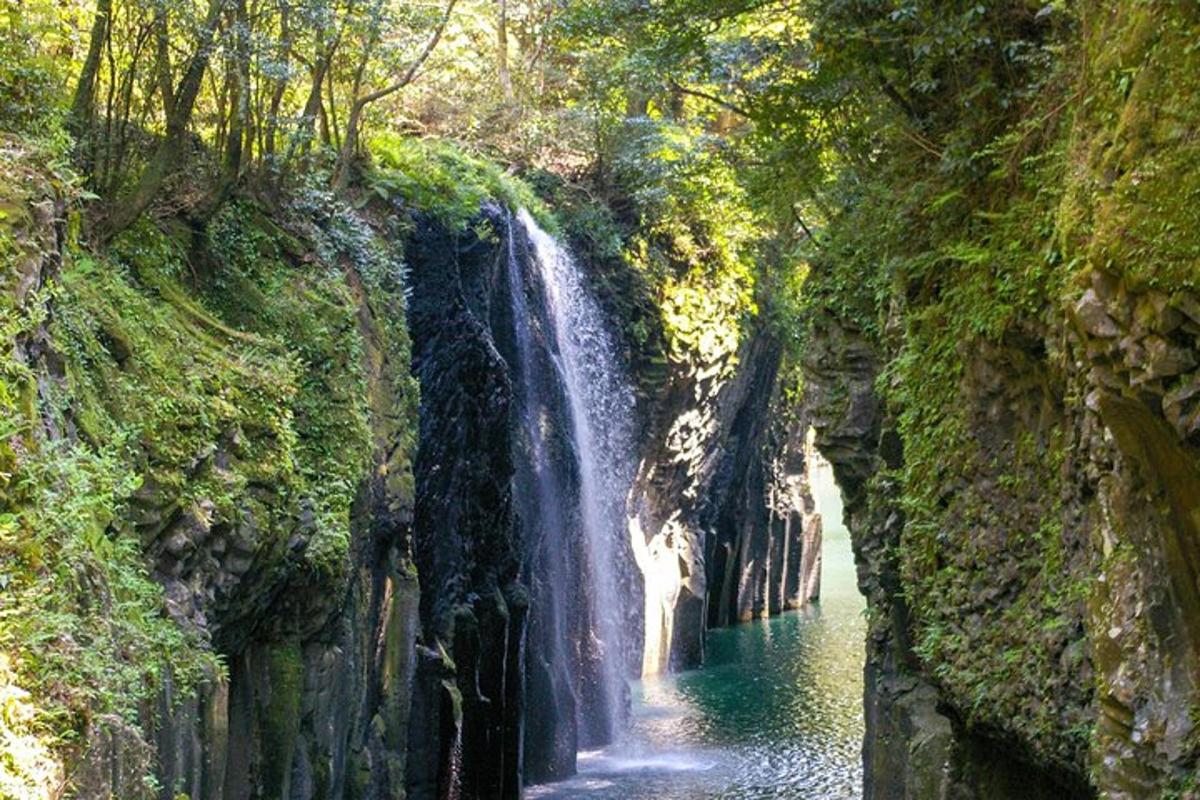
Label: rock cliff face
xmin=626 ymin=326 xmax=824 ymax=675
xmin=25 ymin=196 xmax=549 ymax=800
xmin=1 ymin=168 xmax=424 ymax=800
xmin=804 ymin=278 xmax=1200 ymax=800
xmin=403 ymin=206 xmax=635 ymax=795
xmin=802 ymin=313 xmax=1089 ymax=800
xmin=114 ymin=248 xmax=424 ymax=800
xmin=400 ymin=203 xmax=833 ymax=792
xmin=402 ymin=206 xmax=526 ymax=799
xmin=10 ymin=166 xmax=820 ymax=798
xmin=1070 ymin=274 xmax=1200 ymax=796
xmin=797 ymin=7 xmax=1200 ymax=794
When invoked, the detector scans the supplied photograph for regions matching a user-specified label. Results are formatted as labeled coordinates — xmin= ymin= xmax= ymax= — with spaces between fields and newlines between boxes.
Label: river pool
xmin=529 ymin=461 xmax=865 ymax=800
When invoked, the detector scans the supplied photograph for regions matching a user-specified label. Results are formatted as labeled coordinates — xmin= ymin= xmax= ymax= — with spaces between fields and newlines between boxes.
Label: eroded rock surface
xmin=628 ymin=327 xmax=825 ymax=674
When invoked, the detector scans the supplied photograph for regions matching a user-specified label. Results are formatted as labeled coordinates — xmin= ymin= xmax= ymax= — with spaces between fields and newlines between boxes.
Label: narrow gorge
xmin=402 ymin=199 xmax=826 ymax=794
xmin=3 ymin=2 xmax=1200 ymax=800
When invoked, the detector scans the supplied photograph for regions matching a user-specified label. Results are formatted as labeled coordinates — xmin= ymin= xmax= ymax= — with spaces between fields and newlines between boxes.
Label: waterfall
xmin=506 ymin=208 xmax=638 ymax=774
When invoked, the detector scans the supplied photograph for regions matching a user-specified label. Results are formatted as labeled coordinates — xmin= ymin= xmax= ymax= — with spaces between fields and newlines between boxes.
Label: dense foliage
xmin=0 ymin=142 xmax=426 ymax=792
xmin=0 ymin=0 xmax=1066 ymax=779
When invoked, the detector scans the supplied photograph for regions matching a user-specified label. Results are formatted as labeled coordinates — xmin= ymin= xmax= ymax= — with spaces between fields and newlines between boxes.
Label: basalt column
xmin=627 ymin=326 xmax=824 ymax=674
xmin=405 ymin=208 xmax=526 ymax=800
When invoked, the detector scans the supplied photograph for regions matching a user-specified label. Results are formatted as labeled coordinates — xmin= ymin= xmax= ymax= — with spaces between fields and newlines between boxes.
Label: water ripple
xmin=529 ymin=450 xmax=864 ymax=800
xmin=530 ymin=553 xmax=865 ymax=797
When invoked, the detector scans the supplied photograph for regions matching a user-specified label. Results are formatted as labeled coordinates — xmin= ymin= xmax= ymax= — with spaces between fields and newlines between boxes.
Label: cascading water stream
xmin=528 ymin=452 xmax=866 ymax=800
xmin=508 ymin=208 xmax=638 ymax=754
xmin=507 ymin=211 xmax=582 ymax=778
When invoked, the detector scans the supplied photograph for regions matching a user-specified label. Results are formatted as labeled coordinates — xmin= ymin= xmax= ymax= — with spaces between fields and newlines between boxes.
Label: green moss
xmin=261 ymin=643 xmax=303 ymax=796
xmin=802 ymin=0 xmax=1200 ymax=776
xmin=0 ymin=144 xmax=419 ymax=772
xmin=200 ymin=202 xmax=375 ymax=581
xmin=0 ymin=153 xmax=217 ymax=756
xmin=366 ymin=133 xmax=557 ymax=232
xmin=1058 ymin=1 xmax=1200 ymax=292
xmin=57 ymin=237 xmax=301 ymax=517
xmin=800 ymin=0 xmax=1105 ymax=770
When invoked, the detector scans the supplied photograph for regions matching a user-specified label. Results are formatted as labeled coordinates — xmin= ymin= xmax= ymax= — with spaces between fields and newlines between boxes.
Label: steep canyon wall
xmin=800 ymin=4 xmax=1200 ymax=798
xmin=627 ymin=329 xmax=824 ymax=675
xmin=4 ymin=168 xmax=424 ymax=800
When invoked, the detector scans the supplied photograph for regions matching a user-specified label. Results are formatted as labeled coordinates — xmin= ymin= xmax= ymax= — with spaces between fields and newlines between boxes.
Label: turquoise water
xmin=529 ymin=461 xmax=865 ymax=799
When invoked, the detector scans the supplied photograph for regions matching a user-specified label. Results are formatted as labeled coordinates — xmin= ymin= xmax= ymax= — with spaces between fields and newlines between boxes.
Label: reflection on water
xmin=529 ymin=459 xmax=865 ymax=799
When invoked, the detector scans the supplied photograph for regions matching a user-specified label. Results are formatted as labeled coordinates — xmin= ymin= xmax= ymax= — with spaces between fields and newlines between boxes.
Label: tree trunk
xmin=153 ymin=8 xmax=175 ymax=118
xmin=69 ymin=0 xmax=111 ymax=131
xmin=331 ymin=0 xmax=459 ymax=190
xmin=223 ymin=0 xmax=251 ymax=184
xmin=263 ymin=0 xmax=291 ymax=163
xmin=318 ymin=97 xmax=331 ymax=146
xmin=100 ymin=0 xmax=229 ymax=240
xmin=625 ymin=90 xmax=649 ymax=118
xmin=326 ymin=60 xmax=341 ymax=148
xmin=280 ymin=31 xmax=336 ymax=175
xmin=497 ymin=0 xmax=514 ymax=101
xmin=334 ymin=98 xmax=364 ymax=190
xmin=69 ymin=0 xmax=112 ymax=178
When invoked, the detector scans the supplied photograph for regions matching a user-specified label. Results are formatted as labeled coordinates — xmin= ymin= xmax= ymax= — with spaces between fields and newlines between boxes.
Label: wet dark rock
xmin=802 ymin=309 xmax=1100 ymax=800
xmin=403 ymin=207 xmax=526 ymax=799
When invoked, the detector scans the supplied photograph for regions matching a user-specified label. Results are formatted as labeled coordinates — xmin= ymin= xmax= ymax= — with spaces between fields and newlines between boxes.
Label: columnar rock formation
xmin=803 ymin=277 xmax=1200 ymax=799
xmin=9 ymin=181 xmax=425 ymax=799
xmin=627 ymin=328 xmax=825 ymax=674
xmin=403 ymin=208 xmax=827 ymax=790
xmin=403 ymin=206 xmax=526 ymax=799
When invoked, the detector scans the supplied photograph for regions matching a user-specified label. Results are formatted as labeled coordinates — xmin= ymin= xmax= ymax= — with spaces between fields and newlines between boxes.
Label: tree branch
xmin=792 ymin=207 xmax=820 ymax=249
xmin=667 ymin=78 xmax=755 ymax=120
xmin=333 ymin=0 xmax=459 ymax=189
xmin=354 ymin=0 xmax=460 ymax=109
